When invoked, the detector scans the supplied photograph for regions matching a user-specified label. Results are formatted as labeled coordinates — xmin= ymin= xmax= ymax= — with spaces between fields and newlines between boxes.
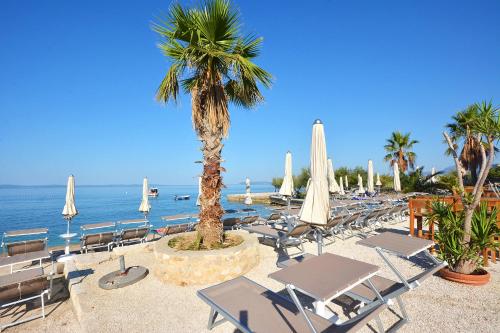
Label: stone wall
xmin=153 ymin=230 xmax=260 ymax=286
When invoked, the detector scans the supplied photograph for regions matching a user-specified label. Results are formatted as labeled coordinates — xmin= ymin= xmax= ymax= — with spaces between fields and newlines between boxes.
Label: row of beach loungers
xmin=0 ymin=219 xmax=154 ymax=330
xmin=229 ymin=200 xmax=411 ymax=256
xmin=0 ymin=228 xmax=54 ymax=331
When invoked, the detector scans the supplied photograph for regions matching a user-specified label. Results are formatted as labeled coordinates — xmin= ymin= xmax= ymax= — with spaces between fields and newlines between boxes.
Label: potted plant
xmin=428 ymin=201 xmax=499 ymax=285
xmin=434 ymin=101 xmax=499 ymax=284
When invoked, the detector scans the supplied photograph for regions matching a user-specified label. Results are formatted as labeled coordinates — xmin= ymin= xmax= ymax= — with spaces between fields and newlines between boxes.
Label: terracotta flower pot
xmin=439 ymin=267 xmax=490 ymax=286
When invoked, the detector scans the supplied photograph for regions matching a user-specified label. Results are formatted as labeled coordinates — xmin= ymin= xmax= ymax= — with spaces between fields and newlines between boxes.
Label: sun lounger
xmin=198 ymin=276 xmax=387 ymax=333
xmin=0 ymin=267 xmax=52 ymax=331
xmin=80 ymin=222 xmax=116 ymax=253
xmin=265 ymin=212 xmax=282 ymax=224
xmin=2 ymin=228 xmax=48 ymax=257
xmin=276 ymin=246 xmax=443 ymax=331
xmin=156 ymin=223 xmax=193 ymax=237
xmin=242 ymin=223 xmax=312 ymax=255
xmin=352 ymin=232 xmax=447 ymax=330
xmin=0 ymin=250 xmax=52 ymax=274
xmin=238 ymin=215 xmax=259 ymax=226
xmin=277 ymin=252 xmax=317 ymax=268
xmin=116 ymin=219 xmax=150 ymax=246
xmin=222 ymin=217 xmax=241 ymax=230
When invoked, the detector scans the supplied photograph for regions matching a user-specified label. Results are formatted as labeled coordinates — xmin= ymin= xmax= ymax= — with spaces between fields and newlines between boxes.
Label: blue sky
xmin=0 ymin=0 xmax=499 ymax=185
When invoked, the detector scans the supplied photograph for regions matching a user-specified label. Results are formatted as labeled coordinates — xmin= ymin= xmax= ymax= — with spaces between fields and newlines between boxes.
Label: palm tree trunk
xmin=197 ymin=131 xmax=224 ymax=247
xmin=470 ymin=162 xmax=478 ymax=184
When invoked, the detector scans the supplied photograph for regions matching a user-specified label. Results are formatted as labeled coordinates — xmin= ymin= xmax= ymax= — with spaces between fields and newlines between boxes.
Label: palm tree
xmin=153 ymin=0 xmax=272 ymax=247
xmin=445 ymin=105 xmax=482 ymax=183
xmin=384 ymin=131 xmax=418 ymax=173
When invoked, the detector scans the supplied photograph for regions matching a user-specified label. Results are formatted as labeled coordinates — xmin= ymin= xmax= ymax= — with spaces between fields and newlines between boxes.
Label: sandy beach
xmin=4 ymin=218 xmax=499 ymax=333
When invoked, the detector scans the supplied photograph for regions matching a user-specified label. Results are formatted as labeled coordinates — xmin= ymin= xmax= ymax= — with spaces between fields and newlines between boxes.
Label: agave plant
xmin=471 ymin=204 xmax=500 ymax=254
xmin=428 ymin=200 xmax=500 ymax=273
xmin=428 ymin=200 xmax=480 ymax=272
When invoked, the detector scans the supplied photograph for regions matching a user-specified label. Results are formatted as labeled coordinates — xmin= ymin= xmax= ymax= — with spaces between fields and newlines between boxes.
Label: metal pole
xmin=287 ymin=196 xmax=291 ymax=216
xmin=119 ymin=255 xmax=126 ymax=274
xmin=316 ymin=229 xmax=323 ymax=255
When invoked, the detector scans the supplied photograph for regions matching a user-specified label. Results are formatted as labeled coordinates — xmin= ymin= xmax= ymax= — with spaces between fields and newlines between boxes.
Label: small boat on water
xmin=149 ymin=188 xmax=159 ymax=197
xmin=174 ymin=195 xmax=190 ymax=201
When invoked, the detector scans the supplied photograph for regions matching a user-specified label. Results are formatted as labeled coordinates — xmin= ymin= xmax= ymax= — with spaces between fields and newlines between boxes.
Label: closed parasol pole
xmin=298 ymin=120 xmax=330 ymax=256
xmin=59 ymin=175 xmax=78 ymax=260
xmin=376 ymin=172 xmax=382 ymax=192
xmin=196 ymin=176 xmax=202 ymax=206
xmin=139 ymin=177 xmax=151 ymax=219
xmin=393 ymin=163 xmax=401 ymax=192
xmin=357 ymin=174 xmax=365 ymax=195
xmin=327 ymin=158 xmax=340 ymax=194
xmin=244 ymin=177 xmax=252 ymax=205
xmin=367 ymin=160 xmax=374 ymax=194
xmin=279 ymin=151 xmax=294 ymax=215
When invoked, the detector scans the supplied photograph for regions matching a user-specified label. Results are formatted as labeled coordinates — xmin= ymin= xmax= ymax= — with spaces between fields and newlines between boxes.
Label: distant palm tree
xmin=153 ymin=0 xmax=271 ymax=247
xmin=384 ymin=131 xmax=418 ymax=173
xmin=446 ymin=105 xmax=482 ymax=183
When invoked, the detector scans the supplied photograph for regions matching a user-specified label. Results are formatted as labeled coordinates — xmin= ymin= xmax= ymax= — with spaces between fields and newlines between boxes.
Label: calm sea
xmin=0 ymin=184 xmax=274 ymax=247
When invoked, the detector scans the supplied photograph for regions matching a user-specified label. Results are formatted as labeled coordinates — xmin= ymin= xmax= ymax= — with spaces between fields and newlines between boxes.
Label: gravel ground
xmin=2 ymin=219 xmax=499 ymax=333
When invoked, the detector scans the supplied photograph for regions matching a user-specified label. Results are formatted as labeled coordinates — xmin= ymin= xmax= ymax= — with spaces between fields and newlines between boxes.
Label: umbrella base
xmin=57 ymin=254 xmax=76 ymax=263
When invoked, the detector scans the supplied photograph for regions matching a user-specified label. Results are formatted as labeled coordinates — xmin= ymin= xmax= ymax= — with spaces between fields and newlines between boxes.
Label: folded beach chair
xmin=1 ymin=228 xmax=48 ymax=257
xmin=242 ymin=223 xmax=312 ymax=255
xmin=116 ymin=219 xmax=150 ymax=246
xmin=80 ymin=222 xmax=116 ymax=253
xmin=0 ymin=267 xmax=53 ymax=331
xmin=198 ymin=276 xmax=387 ymax=333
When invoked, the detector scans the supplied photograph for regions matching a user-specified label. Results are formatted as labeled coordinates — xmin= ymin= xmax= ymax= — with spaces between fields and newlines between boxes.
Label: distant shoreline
xmin=0 ymin=183 xmax=271 ymax=188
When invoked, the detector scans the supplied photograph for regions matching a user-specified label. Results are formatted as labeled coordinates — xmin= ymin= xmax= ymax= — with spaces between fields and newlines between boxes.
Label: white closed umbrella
xmin=61 ymin=175 xmax=77 ymax=257
xmin=279 ymin=151 xmax=294 ymax=197
xmin=367 ymin=160 xmax=374 ymax=193
xmin=430 ymin=167 xmax=436 ymax=183
xmin=62 ymin=175 xmax=78 ymax=222
xmin=196 ymin=176 xmax=202 ymax=206
xmin=299 ymin=120 xmax=330 ymax=226
xmin=345 ymin=175 xmax=349 ymax=189
xmin=244 ymin=177 xmax=252 ymax=205
xmin=139 ymin=177 xmax=151 ymax=217
xmin=357 ymin=174 xmax=365 ymax=194
xmin=339 ymin=177 xmax=345 ymax=195
xmin=327 ymin=159 xmax=340 ymax=193
xmin=299 ymin=120 xmax=330 ymax=255
xmin=393 ymin=163 xmax=401 ymax=192
xmin=376 ymin=172 xmax=382 ymax=186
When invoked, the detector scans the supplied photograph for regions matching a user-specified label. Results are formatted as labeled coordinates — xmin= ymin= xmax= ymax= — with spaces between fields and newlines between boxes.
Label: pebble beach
xmin=5 ymin=218 xmax=499 ymax=333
